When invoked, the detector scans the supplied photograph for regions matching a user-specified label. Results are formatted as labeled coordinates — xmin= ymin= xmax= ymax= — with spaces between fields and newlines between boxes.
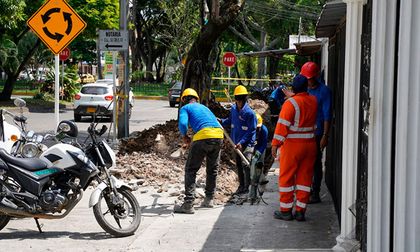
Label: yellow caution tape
xmin=212 ymin=77 xmax=287 ymax=82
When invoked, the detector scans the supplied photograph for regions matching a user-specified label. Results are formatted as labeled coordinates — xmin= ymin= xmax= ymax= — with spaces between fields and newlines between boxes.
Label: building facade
xmin=316 ymin=0 xmax=420 ymax=251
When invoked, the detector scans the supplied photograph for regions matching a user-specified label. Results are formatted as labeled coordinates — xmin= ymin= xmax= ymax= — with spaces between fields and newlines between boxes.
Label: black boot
xmin=273 ymin=210 xmax=293 ymax=221
xmin=174 ymin=202 xmax=194 ymax=214
xmin=309 ymin=192 xmax=321 ymax=204
xmin=294 ymin=211 xmax=306 ymax=221
xmin=233 ymin=186 xmax=245 ymax=195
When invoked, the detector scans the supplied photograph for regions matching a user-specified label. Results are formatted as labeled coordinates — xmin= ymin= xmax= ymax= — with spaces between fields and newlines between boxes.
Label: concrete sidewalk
xmin=0 ymin=169 xmax=339 ymax=252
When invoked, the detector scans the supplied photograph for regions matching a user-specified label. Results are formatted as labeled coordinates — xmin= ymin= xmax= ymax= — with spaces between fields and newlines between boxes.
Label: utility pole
xmin=118 ymin=0 xmax=130 ymax=138
xmin=298 ymin=17 xmax=302 ymax=44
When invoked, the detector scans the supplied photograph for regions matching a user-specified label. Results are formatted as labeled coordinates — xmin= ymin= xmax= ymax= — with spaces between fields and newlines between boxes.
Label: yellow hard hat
xmin=255 ymin=113 xmax=263 ymax=127
xmin=181 ymin=88 xmax=199 ymax=100
xmin=234 ymin=85 xmax=248 ymax=96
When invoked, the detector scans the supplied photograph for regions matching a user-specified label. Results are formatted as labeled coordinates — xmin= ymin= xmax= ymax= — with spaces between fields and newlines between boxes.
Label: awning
xmin=294 ymin=40 xmax=323 ymax=56
xmin=316 ymin=0 xmax=346 ymax=38
xmin=235 ymin=49 xmax=296 ymax=58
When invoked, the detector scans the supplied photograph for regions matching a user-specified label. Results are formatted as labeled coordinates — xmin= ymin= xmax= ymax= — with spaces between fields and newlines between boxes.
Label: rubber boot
xmin=294 ymin=211 xmax=306 ymax=221
xmin=274 ymin=210 xmax=293 ymax=221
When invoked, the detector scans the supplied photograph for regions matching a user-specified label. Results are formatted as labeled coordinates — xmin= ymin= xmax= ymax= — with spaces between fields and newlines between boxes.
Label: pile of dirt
xmin=115 ymin=152 xmax=238 ymax=203
xmin=116 ymin=99 xmax=273 ymax=203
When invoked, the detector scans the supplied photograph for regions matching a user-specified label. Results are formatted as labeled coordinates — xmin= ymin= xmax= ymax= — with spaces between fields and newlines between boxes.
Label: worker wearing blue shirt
xmin=174 ymin=88 xmax=223 ymax=214
xmin=222 ymin=85 xmax=257 ymax=195
xmin=300 ymin=62 xmax=332 ymax=204
xmin=249 ymin=113 xmax=269 ymax=203
xmin=268 ymin=84 xmax=286 ymax=126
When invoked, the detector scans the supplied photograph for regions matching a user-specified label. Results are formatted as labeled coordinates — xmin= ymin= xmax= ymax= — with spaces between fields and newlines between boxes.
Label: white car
xmin=73 ymin=79 xmax=134 ymax=122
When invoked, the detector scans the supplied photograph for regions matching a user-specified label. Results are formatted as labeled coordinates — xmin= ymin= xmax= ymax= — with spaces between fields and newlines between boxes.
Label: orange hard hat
xmin=300 ymin=62 xmax=320 ymax=79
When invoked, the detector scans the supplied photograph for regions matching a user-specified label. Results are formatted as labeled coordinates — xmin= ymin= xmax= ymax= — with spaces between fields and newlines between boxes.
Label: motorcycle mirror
xmin=58 ymin=123 xmax=71 ymax=133
xmin=14 ymin=98 xmax=26 ymax=108
xmin=99 ymin=125 xmax=108 ymax=135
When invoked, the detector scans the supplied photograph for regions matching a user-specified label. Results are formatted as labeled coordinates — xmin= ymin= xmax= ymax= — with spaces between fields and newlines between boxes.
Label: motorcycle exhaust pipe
xmin=1 ymin=198 xmax=18 ymax=209
xmin=0 ymin=191 xmax=83 ymax=219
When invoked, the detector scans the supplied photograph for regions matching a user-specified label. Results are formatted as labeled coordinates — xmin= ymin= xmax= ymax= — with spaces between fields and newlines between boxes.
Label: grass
xmin=0 ymin=98 xmax=70 ymax=111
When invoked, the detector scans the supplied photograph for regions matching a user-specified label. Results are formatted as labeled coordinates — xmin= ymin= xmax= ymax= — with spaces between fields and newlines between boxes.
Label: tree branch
xmin=268 ymin=36 xmax=282 ymax=49
xmin=239 ymin=15 xmax=259 ymax=45
xmin=245 ymin=16 xmax=265 ymax=32
xmin=229 ymin=26 xmax=259 ymax=50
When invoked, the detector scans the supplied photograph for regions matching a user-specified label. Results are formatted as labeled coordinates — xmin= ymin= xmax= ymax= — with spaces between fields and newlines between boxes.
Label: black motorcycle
xmin=0 ymin=120 xmax=141 ymax=237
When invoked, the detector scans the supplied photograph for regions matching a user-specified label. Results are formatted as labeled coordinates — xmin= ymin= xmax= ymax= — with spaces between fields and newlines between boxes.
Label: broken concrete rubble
xmin=116 ymin=99 xmax=274 ymax=203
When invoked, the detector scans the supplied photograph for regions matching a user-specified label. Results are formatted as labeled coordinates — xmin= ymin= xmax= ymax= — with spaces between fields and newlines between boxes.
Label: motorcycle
xmin=0 ymin=98 xmax=27 ymax=153
xmin=0 ymin=119 xmax=141 ymax=237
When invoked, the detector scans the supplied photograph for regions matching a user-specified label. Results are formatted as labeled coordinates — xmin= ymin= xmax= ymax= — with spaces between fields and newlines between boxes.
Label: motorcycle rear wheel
xmin=0 ymin=214 xmax=10 ymax=231
xmin=93 ymin=187 xmax=141 ymax=237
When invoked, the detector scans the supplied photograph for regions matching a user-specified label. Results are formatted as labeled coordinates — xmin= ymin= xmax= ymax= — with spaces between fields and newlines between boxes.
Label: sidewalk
xmin=0 ymin=169 xmax=339 ymax=252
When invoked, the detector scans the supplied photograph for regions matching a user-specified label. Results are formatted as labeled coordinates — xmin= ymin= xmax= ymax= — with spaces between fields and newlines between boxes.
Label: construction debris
xmin=116 ymin=99 xmax=273 ymax=204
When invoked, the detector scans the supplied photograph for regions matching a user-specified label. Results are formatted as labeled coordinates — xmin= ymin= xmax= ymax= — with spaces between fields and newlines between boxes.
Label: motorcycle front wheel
xmin=93 ymin=187 xmax=141 ymax=237
xmin=0 ymin=214 xmax=10 ymax=231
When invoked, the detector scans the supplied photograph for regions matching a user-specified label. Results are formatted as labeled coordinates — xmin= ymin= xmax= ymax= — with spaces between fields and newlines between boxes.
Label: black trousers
xmin=312 ymin=135 xmax=323 ymax=194
xmin=184 ymin=138 xmax=222 ymax=203
xmin=235 ymin=146 xmax=253 ymax=190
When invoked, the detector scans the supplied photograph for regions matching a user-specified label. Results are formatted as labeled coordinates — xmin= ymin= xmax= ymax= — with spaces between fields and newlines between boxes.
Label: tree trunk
xmin=0 ymin=74 xmax=18 ymax=101
xmin=268 ymin=56 xmax=281 ymax=87
xmin=256 ymin=31 xmax=267 ymax=86
xmin=182 ymin=0 xmax=245 ymax=104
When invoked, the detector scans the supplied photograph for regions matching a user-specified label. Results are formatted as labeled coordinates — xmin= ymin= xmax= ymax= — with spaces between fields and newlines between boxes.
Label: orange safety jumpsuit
xmin=272 ymin=93 xmax=318 ymax=213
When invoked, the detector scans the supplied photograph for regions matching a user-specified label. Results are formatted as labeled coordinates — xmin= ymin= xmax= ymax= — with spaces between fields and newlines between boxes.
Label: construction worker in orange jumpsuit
xmin=300 ymin=62 xmax=332 ymax=204
xmin=271 ymin=74 xmax=318 ymax=221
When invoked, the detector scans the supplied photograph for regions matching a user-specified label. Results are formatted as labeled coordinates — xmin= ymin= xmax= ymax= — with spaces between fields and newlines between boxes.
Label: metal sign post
xmin=222 ymin=52 xmax=237 ymax=95
xmin=54 ymin=55 xmax=59 ymax=130
xmin=112 ymin=51 xmax=117 ymax=143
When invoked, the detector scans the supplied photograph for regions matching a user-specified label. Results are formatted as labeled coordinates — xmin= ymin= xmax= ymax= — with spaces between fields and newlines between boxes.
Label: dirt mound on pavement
xmin=115 ymin=99 xmax=273 ymax=203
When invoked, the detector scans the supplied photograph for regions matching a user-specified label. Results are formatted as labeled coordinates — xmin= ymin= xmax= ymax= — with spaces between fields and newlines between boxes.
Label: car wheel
xmin=74 ymin=113 xmax=82 ymax=122
xmin=169 ymin=102 xmax=176 ymax=107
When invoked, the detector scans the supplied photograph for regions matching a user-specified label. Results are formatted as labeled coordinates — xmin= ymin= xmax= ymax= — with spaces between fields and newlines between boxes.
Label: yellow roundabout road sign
xmin=27 ymin=0 xmax=87 ymax=55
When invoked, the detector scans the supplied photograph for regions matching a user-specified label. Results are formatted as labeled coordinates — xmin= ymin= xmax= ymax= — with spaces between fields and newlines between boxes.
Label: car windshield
xmin=172 ymin=82 xmax=182 ymax=89
xmin=81 ymin=86 xmax=108 ymax=95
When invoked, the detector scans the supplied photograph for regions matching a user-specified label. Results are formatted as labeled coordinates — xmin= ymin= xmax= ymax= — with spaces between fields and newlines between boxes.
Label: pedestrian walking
xmin=300 ymin=62 xmax=332 ymax=204
xmin=272 ymin=74 xmax=318 ymax=221
xmin=249 ymin=113 xmax=269 ymax=203
xmin=221 ymin=85 xmax=257 ymax=195
xmin=174 ymin=88 xmax=224 ymax=214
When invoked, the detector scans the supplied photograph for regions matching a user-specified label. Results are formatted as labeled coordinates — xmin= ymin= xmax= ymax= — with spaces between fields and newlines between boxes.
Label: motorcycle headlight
xmin=22 ymin=142 xmax=39 ymax=158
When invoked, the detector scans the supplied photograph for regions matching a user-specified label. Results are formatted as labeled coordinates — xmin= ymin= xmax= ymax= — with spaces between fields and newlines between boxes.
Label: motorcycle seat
xmin=0 ymin=149 xmax=47 ymax=171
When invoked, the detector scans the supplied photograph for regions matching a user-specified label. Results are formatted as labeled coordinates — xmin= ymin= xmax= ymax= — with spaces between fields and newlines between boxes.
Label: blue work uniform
xmin=179 ymin=103 xmax=223 ymax=141
xmin=255 ymin=124 xmax=268 ymax=154
xmin=269 ymin=86 xmax=286 ymax=109
xmin=221 ymin=102 xmax=256 ymax=147
xmin=307 ymin=80 xmax=332 ymax=136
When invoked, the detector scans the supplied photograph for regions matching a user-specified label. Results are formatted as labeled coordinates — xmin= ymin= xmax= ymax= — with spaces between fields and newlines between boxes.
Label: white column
xmin=368 ymin=0 xmax=397 ymax=251
xmin=334 ymin=0 xmax=366 ymax=250
xmin=394 ymin=0 xmax=420 ymax=251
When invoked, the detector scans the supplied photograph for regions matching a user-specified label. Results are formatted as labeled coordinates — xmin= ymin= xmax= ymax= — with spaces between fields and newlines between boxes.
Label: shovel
xmin=170 ymin=145 xmax=187 ymax=159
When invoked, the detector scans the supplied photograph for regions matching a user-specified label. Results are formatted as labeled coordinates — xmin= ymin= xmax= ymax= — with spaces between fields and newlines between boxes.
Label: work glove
xmin=252 ymin=151 xmax=262 ymax=162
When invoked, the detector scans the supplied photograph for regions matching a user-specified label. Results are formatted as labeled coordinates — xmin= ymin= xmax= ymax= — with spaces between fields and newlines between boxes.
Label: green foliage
xmin=41 ymin=65 xmax=80 ymax=101
xmin=0 ymin=0 xmax=26 ymax=32
xmin=242 ymin=57 xmax=256 ymax=79
xmin=0 ymin=38 xmax=19 ymax=69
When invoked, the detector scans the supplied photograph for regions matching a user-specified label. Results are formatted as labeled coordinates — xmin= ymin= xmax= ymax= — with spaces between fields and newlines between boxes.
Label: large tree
xmin=182 ymin=0 xmax=245 ymax=104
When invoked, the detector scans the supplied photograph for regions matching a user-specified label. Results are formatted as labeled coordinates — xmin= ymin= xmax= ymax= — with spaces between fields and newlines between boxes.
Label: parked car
xmin=77 ymin=73 xmax=96 ymax=84
xmin=73 ymin=79 xmax=134 ymax=122
xmin=168 ymin=81 xmax=182 ymax=107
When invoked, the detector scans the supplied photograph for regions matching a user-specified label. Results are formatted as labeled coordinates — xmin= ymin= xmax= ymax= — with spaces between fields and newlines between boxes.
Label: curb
xmin=134 ymin=96 xmax=168 ymax=101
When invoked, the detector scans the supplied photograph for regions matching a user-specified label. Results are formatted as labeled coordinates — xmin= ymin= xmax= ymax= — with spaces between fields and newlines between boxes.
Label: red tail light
xmin=105 ymin=95 xmax=113 ymax=101
xmin=74 ymin=94 xmax=81 ymax=100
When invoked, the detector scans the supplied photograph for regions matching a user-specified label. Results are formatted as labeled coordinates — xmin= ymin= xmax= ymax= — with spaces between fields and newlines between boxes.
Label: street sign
xmin=27 ymin=0 xmax=87 ymax=55
xmin=59 ymin=47 xmax=70 ymax=61
xmin=223 ymin=52 xmax=237 ymax=67
xmin=99 ymin=30 xmax=129 ymax=51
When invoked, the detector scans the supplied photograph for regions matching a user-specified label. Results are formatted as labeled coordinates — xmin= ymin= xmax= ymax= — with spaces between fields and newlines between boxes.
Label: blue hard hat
xmin=291 ymin=74 xmax=308 ymax=93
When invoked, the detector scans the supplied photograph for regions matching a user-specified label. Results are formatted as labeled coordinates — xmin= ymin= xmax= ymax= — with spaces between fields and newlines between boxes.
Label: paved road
xmin=16 ymin=99 xmax=178 ymax=138
xmin=0 ymin=172 xmax=339 ymax=252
